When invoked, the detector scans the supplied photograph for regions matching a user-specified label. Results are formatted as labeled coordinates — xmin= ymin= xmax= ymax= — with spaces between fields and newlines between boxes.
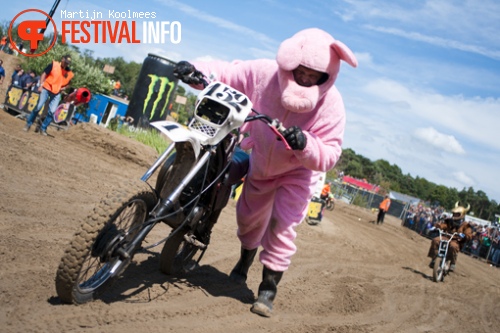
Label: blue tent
xmin=85 ymin=94 xmax=129 ymax=127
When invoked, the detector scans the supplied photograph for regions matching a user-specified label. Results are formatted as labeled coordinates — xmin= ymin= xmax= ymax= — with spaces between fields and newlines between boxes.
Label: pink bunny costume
xmin=193 ymin=28 xmax=357 ymax=272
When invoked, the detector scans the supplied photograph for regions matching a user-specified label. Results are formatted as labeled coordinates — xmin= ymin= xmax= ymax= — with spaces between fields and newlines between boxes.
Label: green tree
xmin=96 ymin=56 xmax=141 ymax=97
xmin=24 ymin=44 xmax=111 ymax=95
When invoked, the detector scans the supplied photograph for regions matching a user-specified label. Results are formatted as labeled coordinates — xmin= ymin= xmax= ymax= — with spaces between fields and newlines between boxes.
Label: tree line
xmin=329 ymin=148 xmax=500 ymax=222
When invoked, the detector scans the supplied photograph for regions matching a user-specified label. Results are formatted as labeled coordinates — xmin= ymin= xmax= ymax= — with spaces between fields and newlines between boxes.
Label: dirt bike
xmin=325 ymin=193 xmax=335 ymax=211
xmin=432 ymin=229 xmax=458 ymax=282
xmin=55 ymin=70 xmax=291 ymax=304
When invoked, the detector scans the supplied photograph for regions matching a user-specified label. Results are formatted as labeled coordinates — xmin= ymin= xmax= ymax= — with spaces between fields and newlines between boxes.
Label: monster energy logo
xmin=143 ymin=74 xmax=175 ymax=119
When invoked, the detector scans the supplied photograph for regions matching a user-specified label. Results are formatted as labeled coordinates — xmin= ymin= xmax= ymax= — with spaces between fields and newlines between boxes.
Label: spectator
xmin=377 ymin=195 xmax=391 ymax=225
xmin=470 ymin=232 xmax=481 ymax=258
xmin=0 ymin=36 xmax=7 ymax=52
xmin=0 ymin=59 xmax=5 ymax=85
xmin=489 ymin=229 xmax=500 ymax=266
xmin=320 ymin=182 xmax=331 ymax=200
xmin=24 ymin=54 xmax=74 ymax=136
xmin=11 ymin=64 xmax=22 ymax=84
xmin=113 ymin=80 xmax=121 ymax=96
xmin=19 ymin=70 xmax=37 ymax=90
xmin=17 ymin=41 xmax=24 ymax=53
xmin=12 ymin=68 xmax=24 ymax=86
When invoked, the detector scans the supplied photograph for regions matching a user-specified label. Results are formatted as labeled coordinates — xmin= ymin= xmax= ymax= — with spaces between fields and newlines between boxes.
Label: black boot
xmin=229 ymin=247 xmax=257 ymax=284
xmin=250 ymin=266 xmax=283 ymax=317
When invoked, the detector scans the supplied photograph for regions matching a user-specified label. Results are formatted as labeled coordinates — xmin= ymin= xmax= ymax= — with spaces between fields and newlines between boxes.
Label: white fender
xmin=150 ymin=121 xmax=204 ymax=158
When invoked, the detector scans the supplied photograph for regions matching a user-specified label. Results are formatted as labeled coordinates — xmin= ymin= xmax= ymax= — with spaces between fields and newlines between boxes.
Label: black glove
xmin=173 ymin=61 xmax=203 ymax=84
xmin=282 ymin=126 xmax=307 ymax=150
xmin=173 ymin=61 xmax=195 ymax=78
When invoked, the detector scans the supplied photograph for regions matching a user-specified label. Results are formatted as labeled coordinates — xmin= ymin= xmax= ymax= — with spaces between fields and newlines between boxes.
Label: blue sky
xmin=4 ymin=0 xmax=500 ymax=204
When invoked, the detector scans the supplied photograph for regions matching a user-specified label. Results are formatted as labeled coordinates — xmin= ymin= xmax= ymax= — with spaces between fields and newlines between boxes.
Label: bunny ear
xmin=332 ymin=40 xmax=358 ymax=68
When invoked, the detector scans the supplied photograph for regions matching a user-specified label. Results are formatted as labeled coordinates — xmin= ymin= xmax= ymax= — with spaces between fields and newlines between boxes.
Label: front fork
xmin=437 ymin=239 xmax=451 ymax=271
xmin=114 ymin=144 xmax=213 ymax=261
xmin=437 ymin=240 xmax=448 ymax=258
xmin=151 ymin=150 xmax=212 ymax=219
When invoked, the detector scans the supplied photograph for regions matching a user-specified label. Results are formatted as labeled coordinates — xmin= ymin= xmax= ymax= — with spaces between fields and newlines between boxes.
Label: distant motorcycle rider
xmin=427 ymin=202 xmax=473 ymax=272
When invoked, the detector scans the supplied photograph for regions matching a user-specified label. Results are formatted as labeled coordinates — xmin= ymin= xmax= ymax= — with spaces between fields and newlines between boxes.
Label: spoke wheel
xmin=55 ymin=181 xmax=156 ymax=304
xmin=433 ymin=257 xmax=445 ymax=282
xmin=159 ymin=228 xmax=201 ymax=275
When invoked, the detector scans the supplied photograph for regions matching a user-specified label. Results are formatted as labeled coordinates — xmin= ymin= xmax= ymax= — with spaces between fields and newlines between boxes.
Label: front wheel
xmin=55 ymin=181 xmax=157 ymax=304
xmin=326 ymin=200 xmax=335 ymax=211
xmin=432 ymin=257 xmax=450 ymax=282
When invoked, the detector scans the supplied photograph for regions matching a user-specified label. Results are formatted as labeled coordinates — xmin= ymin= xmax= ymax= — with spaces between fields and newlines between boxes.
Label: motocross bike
xmin=325 ymin=193 xmax=335 ymax=211
xmin=55 ymin=69 xmax=291 ymax=304
xmin=432 ymin=229 xmax=458 ymax=282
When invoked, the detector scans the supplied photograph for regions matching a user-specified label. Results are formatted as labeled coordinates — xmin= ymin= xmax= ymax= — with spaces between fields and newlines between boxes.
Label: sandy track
xmin=1 ymin=109 xmax=499 ymax=333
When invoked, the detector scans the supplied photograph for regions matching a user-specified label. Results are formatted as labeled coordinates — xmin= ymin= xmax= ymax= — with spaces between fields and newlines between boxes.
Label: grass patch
xmin=115 ymin=125 xmax=170 ymax=154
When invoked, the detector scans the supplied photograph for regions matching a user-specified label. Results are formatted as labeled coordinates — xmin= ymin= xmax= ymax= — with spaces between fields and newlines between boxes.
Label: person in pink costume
xmin=175 ymin=27 xmax=357 ymax=317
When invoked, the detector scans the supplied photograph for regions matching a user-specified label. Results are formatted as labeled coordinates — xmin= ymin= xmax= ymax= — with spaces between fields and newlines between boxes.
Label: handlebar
xmin=183 ymin=68 xmax=292 ymax=150
xmin=244 ymin=112 xmax=291 ymax=150
xmin=437 ymin=229 xmax=459 ymax=240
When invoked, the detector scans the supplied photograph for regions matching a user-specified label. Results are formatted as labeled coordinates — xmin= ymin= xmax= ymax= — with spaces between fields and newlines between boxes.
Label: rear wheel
xmin=160 ymin=207 xmax=223 ymax=275
xmin=55 ymin=181 xmax=157 ymax=304
xmin=159 ymin=228 xmax=201 ymax=275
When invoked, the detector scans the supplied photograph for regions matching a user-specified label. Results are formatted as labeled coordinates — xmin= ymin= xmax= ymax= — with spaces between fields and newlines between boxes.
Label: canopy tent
xmin=389 ymin=191 xmax=421 ymax=205
xmin=342 ymin=176 xmax=380 ymax=192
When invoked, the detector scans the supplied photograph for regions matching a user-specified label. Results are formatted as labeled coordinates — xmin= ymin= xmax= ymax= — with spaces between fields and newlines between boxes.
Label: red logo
xmin=9 ymin=9 xmax=58 ymax=57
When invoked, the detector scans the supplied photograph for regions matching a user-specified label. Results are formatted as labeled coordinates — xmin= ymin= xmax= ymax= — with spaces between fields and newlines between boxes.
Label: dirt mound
xmin=1 ymin=109 xmax=499 ymax=333
xmin=61 ymin=122 xmax=158 ymax=168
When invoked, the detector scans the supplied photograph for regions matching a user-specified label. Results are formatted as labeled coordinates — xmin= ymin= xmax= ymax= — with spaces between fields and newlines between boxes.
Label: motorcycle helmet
xmin=450 ymin=201 xmax=470 ymax=228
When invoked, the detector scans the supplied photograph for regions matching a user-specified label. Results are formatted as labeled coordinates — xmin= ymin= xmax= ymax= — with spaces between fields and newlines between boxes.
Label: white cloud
xmin=357 ymin=78 xmax=500 ymax=152
xmin=353 ymin=52 xmax=373 ymax=67
xmin=364 ymin=25 xmax=500 ymax=61
xmin=155 ymin=0 xmax=278 ymax=50
xmin=452 ymin=171 xmax=475 ymax=187
xmin=413 ymin=127 xmax=465 ymax=155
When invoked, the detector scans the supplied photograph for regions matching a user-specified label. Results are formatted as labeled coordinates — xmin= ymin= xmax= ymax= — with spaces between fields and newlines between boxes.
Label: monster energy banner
xmin=127 ymin=54 xmax=179 ymax=128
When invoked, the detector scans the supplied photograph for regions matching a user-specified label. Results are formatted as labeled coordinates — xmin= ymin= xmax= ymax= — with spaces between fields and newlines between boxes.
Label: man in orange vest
xmin=24 ymin=54 xmax=74 ymax=135
xmin=0 ymin=36 xmax=7 ymax=52
xmin=377 ymin=195 xmax=391 ymax=225
xmin=320 ymin=182 xmax=331 ymax=200
xmin=112 ymin=80 xmax=121 ymax=96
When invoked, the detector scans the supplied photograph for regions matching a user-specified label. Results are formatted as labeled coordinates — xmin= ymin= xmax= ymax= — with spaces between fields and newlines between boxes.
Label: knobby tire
xmin=55 ymin=180 xmax=157 ymax=304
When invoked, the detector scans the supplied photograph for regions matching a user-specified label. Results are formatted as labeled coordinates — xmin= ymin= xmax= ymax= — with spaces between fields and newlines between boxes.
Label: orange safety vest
xmin=0 ymin=37 xmax=6 ymax=46
xmin=43 ymin=61 xmax=74 ymax=94
xmin=321 ymin=184 xmax=331 ymax=196
xmin=379 ymin=198 xmax=391 ymax=211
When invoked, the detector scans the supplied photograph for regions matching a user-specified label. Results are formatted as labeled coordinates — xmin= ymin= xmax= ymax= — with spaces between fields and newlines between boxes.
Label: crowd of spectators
xmin=11 ymin=66 xmax=40 ymax=91
xmin=1 ymin=36 xmax=24 ymax=56
xmin=403 ymin=204 xmax=500 ymax=267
